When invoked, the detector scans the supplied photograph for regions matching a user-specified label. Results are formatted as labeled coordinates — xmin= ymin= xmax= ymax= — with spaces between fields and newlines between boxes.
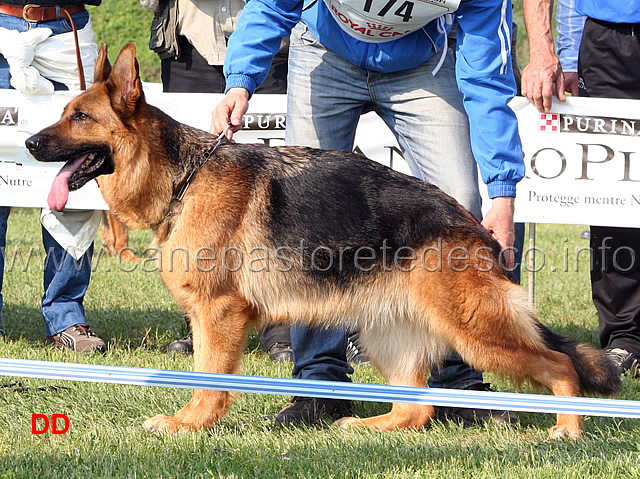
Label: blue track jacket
xmin=576 ymin=0 xmax=640 ymax=23
xmin=224 ymin=0 xmax=524 ymax=198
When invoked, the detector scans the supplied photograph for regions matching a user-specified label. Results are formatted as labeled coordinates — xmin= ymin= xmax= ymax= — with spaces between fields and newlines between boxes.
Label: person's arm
xmin=521 ymin=0 xmax=564 ymax=112
xmin=455 ymin=0 xmax=525 ymax=265
xmin=210 ymin=0 xmax=302 ymax=138
xmin=556 ymin=0 xmax=585 ymax=95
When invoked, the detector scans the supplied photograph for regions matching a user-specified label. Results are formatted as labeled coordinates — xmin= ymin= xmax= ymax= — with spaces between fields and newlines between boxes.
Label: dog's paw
xmin=332 ymin=416 xmax=365 ymax=429
xmin=143 ymin=415 xmax=193 ymax=434
xmin=549 ymin=424 xmax=582 ymax=440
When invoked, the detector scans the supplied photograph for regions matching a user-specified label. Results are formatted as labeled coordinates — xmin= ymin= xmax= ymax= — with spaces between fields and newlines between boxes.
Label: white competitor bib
xmin=323 ymin=0 xmax=460 ymax=42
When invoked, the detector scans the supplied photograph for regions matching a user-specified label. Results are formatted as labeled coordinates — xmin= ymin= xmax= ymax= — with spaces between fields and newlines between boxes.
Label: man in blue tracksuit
xmin=524 ymin=0 xmax=640 ymax=379
xmin=212 ymin=0 xmax=524 ymax=425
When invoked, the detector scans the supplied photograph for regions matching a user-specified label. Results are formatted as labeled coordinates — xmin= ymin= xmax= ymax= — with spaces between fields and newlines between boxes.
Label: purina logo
xmin=0 ymin=107 xmax=18 ymax=126
xmin=539 ymin=112 xmax=640 ymax=136
xmin=539 ymin=113 xmax=560 ymax=132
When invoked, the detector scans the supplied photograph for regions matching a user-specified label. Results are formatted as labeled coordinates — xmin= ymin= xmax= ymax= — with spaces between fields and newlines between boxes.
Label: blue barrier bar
xmin=1 ymin=358 xmax=639 ymax=418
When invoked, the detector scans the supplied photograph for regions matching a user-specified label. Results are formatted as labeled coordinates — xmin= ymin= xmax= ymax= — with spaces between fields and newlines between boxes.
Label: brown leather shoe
xmin=45 ymin=324 xmax=106 ymax=354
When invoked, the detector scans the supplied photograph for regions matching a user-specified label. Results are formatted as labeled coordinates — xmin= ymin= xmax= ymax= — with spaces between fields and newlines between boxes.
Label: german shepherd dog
xmin=26 ymin=44 xmax=620 ymax=439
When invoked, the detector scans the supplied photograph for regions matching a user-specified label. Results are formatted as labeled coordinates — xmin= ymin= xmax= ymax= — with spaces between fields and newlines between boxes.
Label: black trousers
xmin=161 ymin=35 xmax=288 ymax=94
xmin=579 ymin=18 xmax=640 ymax=356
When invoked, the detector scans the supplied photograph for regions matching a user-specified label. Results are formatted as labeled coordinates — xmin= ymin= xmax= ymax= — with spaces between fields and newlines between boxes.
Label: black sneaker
xmin=346 ymin=332 xmax=369 ymax=365
xmin=274 ymin=396 xmax=352 ymax=426
xmin=433 ymin=383 xmax=519 ymax=426
xmin=168 ymin=331 xmax=193 ymax=354
xmin=45 ymin=324 xmax=107 ymax=354
xmin=266 ymin=342 xmax=293 ymax=362
xmin=605 ymin=348 xmax=640 ymax=378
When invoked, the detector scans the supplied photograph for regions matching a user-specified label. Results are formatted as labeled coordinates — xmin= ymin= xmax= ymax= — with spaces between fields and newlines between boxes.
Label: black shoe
xmin=266 ymin=342 xmax=293 ymax=362
xmin=168 ymin=331 xmax=193 ymax=354
xmin=346 ymin=333 xmax=369 ymax=365
xmin=605 ymin=348 xmax=640 ymax=378
xmin=433 ymin=383 xmax=519 ymax=426
xmin=274 ymin=396 xmax=352 ymax=426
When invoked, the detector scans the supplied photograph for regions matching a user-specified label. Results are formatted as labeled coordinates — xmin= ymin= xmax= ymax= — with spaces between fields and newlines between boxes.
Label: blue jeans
xmin=0 ymin=10 xmax=93 ymax=336
xmin=286 ymin=22 xmax=483 ymax=388
xmin=0 ymin=210 xmax=94 ymax=337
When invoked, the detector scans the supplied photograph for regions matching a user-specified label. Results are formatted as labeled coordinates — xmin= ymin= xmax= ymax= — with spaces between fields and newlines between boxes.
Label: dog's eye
xmin=73 ymin=112 xmax=92 ymax=122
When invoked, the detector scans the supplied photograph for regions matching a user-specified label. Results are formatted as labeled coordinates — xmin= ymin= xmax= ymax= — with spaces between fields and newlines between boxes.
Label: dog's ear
xmin=108 ymin=43 xmax=144 ymax=116
xmin=94 ymin=43 xmax=111 ymax=83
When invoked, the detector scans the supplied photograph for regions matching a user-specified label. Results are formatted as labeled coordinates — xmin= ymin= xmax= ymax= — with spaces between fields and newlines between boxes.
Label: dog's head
xmin=25 ymin=43 xmax=146 ymax=211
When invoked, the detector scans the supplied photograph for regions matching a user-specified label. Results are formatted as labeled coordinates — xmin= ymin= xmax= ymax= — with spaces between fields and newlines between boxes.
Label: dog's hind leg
xmin=143 ymin=293 xmax=253 ymax=433
xmin=459 ymin=339 xmax=584 ymax=438
xmin=521 ymin=351 xmax=583 ymax=439
xmin=427 ymin=278 xmax=587 ymax=438
xmin=334 ymin=326 xmax=435 ymax=431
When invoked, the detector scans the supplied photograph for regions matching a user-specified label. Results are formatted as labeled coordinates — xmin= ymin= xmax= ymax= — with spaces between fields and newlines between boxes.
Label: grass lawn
xmin=1 ymin=1 xmax=638 ymax=476
xmin=0 ymin=209 xmax=639 ymax=478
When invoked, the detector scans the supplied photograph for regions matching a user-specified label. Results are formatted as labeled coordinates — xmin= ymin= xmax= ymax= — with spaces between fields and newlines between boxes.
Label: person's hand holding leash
xmin=210 ymin=87 xmax=250 ymax=140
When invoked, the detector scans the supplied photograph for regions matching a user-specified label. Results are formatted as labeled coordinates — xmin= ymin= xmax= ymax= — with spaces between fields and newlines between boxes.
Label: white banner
xmin=507 ymin=96 xmax=640 ymax=227
xmin=0 ymin=87 xmax=406 ymax=210
xmin=2 ymin=88 xmax=639 ymax=228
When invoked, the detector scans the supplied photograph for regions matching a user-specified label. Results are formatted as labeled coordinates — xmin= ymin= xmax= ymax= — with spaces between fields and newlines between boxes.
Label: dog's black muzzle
xmin=25 ymin=134 xmax=45 ymax=157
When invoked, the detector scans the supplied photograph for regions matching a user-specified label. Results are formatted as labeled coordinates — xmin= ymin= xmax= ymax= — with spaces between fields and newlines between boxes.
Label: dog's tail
xmin=536 ymin=322 xmax=621 ymax=395
xmin=495 ymin=286 xmax=620 ymax=396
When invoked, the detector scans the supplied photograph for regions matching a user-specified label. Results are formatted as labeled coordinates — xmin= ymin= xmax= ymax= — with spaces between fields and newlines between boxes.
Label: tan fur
xmin=100 ymin=211 xmax=137 ymax=262
xmin=29 ymin=43 xmax=613 ymax=440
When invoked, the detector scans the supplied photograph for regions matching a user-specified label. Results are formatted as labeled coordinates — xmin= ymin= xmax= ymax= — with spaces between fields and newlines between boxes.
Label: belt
xmin=0 ymin=3 xmax=85 ymax=22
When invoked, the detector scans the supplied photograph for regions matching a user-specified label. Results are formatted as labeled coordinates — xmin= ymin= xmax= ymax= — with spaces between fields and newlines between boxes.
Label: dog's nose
xmin=25 ymin=135 xmax=43 ymax=153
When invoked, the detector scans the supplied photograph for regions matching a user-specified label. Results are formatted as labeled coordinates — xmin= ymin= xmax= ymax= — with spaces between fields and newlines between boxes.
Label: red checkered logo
xmin=539 ymin=113 xmax=560 ymax=132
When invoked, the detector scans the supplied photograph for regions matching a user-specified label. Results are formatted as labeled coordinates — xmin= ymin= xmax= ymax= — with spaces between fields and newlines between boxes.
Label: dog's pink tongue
xmin=47 ymin=154 xmax=88 ymax=211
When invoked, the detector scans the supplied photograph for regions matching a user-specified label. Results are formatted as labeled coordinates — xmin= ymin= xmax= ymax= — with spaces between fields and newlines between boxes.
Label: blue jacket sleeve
xmin=455 ymin=0 xmax=524 ymax=198
xmin=224 ymin=0 xmax=303 ymax=95
xmin=556 ymin=0 xmax=586 ymax=72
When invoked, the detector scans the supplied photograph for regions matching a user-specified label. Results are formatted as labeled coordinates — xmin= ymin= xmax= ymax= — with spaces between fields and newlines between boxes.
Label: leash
xmin=162 ymin=125 xmax=232 ymax=221
xmin=59 ymin=6 xmax=86 ymax=91
xmin=174 ymin=126 xmax=231 ymax=203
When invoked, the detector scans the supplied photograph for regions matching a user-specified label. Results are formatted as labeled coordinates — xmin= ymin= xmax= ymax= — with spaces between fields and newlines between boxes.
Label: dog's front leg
xmin=143 ymin=294 xmax=252 ymax=433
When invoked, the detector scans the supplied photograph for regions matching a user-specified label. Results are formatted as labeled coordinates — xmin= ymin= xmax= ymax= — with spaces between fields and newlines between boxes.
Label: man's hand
xmin=521 ymin=0 xmax=564 ymax=112
xmin=210 ymin=87 xmax=250 ymax=140
xmin=521 ymin=54 xmax=565 ymax=113
xmin=564 ymin=72 xmax=579 ymax=96
xmin=481 ymin=197 xmax=516 ymax=270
